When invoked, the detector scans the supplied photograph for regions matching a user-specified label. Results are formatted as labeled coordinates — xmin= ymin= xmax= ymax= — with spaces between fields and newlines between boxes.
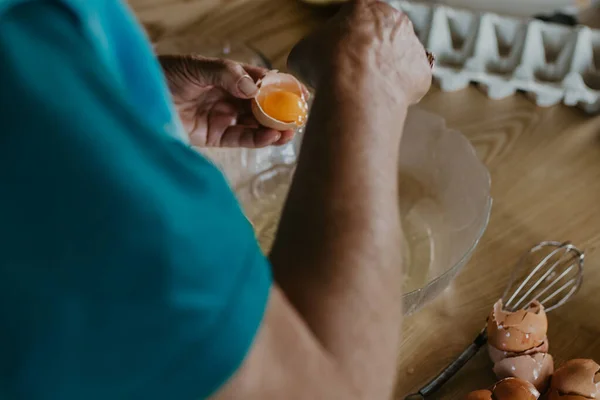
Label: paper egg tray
xmin=388 ymin=0 xmax=600 ymax=113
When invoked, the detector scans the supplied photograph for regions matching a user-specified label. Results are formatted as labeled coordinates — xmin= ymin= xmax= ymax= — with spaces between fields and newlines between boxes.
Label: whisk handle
xmin=408 ymin=329 xmax=488 ymax=399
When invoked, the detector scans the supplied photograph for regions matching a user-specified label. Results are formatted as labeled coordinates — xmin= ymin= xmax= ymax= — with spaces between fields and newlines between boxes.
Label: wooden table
xmin=130 ymin=1 xmax=600 ymax=398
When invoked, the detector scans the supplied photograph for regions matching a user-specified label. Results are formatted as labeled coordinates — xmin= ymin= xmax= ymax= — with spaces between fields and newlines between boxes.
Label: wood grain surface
xmin=130 ymin=0 xmax=600 ymax=398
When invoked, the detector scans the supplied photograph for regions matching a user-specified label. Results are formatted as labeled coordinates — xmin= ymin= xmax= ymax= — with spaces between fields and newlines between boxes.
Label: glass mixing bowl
xmin=200 ymin=107 xmax=492 ymax=315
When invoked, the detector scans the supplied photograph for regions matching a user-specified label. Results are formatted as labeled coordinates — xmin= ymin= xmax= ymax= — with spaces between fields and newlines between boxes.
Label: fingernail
xmin=237 ymin=76 xmax=259 ymax=97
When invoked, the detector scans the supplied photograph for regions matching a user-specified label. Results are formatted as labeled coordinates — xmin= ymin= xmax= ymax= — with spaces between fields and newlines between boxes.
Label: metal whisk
xmin=405 ymin=241 xmax=585 ymax=400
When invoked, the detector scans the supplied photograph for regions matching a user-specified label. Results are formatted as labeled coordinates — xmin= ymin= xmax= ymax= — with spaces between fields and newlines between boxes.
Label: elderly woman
xmin=0 ymin=0 xmax=431 ymax=399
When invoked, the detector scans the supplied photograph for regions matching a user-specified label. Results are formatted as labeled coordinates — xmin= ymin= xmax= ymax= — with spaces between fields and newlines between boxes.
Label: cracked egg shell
xmin=487 ymin=300 xmax=548 ymax=353
xmin=251 ymin=71 xmax=308 ymax=131
xmin=488 ymin=338 xmax=549 ymax=364
xmin=465 ymin=378 xmax=540 ymax=400
xmin=465 ymin=390 xmax=493 ymax=400
xmin=493 ymin=352 xmax=554 ymax=393
xmin=550 ymin=359 xmax=600 ymax=399
xmin=493 ymin=377 xmax=541 ymax=400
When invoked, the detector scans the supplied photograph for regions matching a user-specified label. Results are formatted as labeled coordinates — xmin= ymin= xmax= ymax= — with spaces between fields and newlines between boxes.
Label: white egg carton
xmin=388 ymin=0 xmax=600 ymax=112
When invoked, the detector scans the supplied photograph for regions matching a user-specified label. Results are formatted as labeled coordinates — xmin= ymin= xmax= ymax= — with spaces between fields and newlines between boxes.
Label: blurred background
xmin=132 ymin=0 xmax=600 ymax=70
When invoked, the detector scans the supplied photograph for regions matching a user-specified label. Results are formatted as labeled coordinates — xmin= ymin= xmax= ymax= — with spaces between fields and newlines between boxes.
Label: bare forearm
xmin=269 ymin=70 xmax=408 ymax=398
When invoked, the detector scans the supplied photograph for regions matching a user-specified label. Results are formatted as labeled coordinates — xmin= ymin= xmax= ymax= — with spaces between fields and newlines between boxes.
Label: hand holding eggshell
xmin=159 ymin=55 xmax=298 ymax=148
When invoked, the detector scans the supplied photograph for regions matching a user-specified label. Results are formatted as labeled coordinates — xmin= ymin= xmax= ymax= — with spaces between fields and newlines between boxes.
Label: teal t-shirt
xmin=0 ymin=1 xmax=271 ymax=399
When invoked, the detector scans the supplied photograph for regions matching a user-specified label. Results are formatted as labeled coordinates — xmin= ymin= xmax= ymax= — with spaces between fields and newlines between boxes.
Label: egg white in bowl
xmin=202 ymin=106 xmax=492 ymax=315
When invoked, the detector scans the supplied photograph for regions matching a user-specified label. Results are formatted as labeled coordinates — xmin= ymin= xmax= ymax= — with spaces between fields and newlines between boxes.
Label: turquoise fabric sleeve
xmin=0 ymin=3 xmax=271 ymax=400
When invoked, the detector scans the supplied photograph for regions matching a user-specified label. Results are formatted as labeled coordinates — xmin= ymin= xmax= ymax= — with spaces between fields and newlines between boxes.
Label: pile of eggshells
xmin=465 ymin=300 xmax=600 ymax=399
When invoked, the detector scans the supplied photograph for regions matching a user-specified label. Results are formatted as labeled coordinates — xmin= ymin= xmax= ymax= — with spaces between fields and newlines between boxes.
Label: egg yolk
xmin=259 ymin=90 xmax=308 ymax=126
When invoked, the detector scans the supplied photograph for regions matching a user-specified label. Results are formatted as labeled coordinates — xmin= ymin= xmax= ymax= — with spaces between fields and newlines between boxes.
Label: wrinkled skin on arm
xmin=211 ymin=1 xmax=432 ymax=398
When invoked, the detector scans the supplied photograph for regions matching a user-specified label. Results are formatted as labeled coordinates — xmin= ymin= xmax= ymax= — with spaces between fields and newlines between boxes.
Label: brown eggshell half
xmin=487 ymin=322 xmax=546 ymax=353
xmin=250 ymin=71 xmax=307 ymax=131
xmin=487 ymin=300 xmax=548 ymax=353
xmin=546 ymin=389 xmax=590 ymax=400
xmin=493 ymin=352 xmax=554 ymax=393
xmin=465 ymin=389 xmax=493 ymax=400
xmin=492 ymin=377 xmax=541 ymax=400
xmin=488 ymin=338 xmax=550 ymax=364
xmin=495 ymin=301 xmax=547 ymax=333
xmin=550 ymin=359 xmax=600 ymax=399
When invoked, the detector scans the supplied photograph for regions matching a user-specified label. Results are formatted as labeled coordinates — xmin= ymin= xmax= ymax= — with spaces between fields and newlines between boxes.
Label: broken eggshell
xmin=465 ymin=378 xmax=541 ymax=400
xmin=493 ymin=352 xmax=554 ymax=393
xmin=250 ymin=71 xmax=308 ymax=131
xmin=487 ymin=300 xmax=548 ymax=353
xmin=488 ymin=338 xmax=549 ymax=364
xmin=549 ymin=359 xmax=600 ymax=399
xmin=492 ymin=377 xmax=541 ymax=400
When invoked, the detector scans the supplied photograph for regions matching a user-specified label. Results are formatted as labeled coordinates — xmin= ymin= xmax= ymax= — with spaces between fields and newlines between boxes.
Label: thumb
xmin=159 ymin=55 xmax=261 ymax=99
xmin=181 ymin=56 xmax=260 ymax=99
xmin=199 ymin=58 xmax=261 ymax=98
